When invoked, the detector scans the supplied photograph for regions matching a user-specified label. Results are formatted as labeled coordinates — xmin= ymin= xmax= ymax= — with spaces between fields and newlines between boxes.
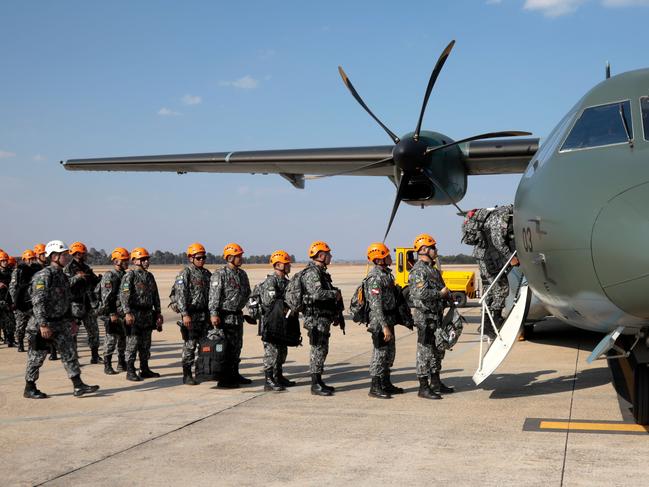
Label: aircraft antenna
xmin=606 ymin=62 xmax=611 ymax=79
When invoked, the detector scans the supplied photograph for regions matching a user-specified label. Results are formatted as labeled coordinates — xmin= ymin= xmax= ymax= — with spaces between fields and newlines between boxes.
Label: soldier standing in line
xmin=33 ymin=243 xmax=58 ymax=360
xmin=23 ymin=240 xmax=99 ymax=399
xmin=65 ymin=241 xmax=102 ymax=363
xmin=120 ymin=247 xmax=163 ymax=382
xmin=258 ymin=250 xmax=295 ymax=392
xmin=0 ymin=251 xmax=16 ymax=347
xmin=98 ymin=248 xmax=130 ymax=375
xmin=408 ymin=233 xmax=454 ymax=400
xmin=299 ymin=241 xmax=343 ymax=397
xmin=209 ymin=243 xmax=251 ymax=388
xmin=176 ymin=243 xmax=212 ymax=386
xmin=10 ymin=249 xmax=39 ymax=352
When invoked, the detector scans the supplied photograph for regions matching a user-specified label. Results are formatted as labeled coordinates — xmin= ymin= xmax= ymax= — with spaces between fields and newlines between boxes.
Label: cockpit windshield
xmin=641 ymin=97 xmax=649 ymax=142
xmin=560 ymin=100 xmax=633 ymax=152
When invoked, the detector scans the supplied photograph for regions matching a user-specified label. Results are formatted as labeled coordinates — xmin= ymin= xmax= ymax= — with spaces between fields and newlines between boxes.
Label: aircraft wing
xmin=62 ymin=137 xmax=539 ymax=187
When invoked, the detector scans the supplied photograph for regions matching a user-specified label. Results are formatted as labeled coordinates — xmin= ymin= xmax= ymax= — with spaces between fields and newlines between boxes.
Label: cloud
xmin=157 ymin=107 xmax=181 ymax=116
xmin=181 ymin=94 xmax=202 ymax=105
xmin=602 ymin=0 xmax=649 ymax=5
xmin=219 ymin=75 xmax=260 ymax=90
xmin=33 ymin=154 xmax=45 ymax=161
xmin=523 ymin=0 xmax=587 ymax=16
xmin=0 ymin=150 xmax=16 ymax=159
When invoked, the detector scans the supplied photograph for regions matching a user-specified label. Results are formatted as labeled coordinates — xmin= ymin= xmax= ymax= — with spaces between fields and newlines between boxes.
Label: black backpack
xmin=15 ymin=264 xmax=37 ymax=312
xmin=262 ymin=298 xmax=302 ymax=347
xmin=194 ymin=331 xmax=228 ymax=382
xmin=349 ymin=278 xmax=370 ymax=324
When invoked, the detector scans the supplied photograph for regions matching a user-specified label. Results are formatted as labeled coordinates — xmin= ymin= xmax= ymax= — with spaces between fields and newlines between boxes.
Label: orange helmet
xmin=308 ymin=241 xmax=331 ymax=258
xmin=22 ymin=249 xmax=36 ymax=261
xmin=130 ymin=247 xmax=150 ymax=260
xmin=7 ymin=256 xmax=16 ymax=267
xmin=223 ymin=243 xmax=244 ymax=259
xmin=413 ymin=233 xmax=437 ymax=252
xmin=367 ymin=242 xmax=390 ymax=262
xmin=187 ymin=242 xmax=206 ymax=257
xmin=69 ymin=241 xmax=88 ymax=255
xmin=270 ymin=250 xmax=291 ymax=265
xmin=111 ymin=247 xmax=130 ymax=261
xmin=0 ymin=251 xmax=9 ymax=262
xmin=33 ymin=243 xmax=46 ymax=256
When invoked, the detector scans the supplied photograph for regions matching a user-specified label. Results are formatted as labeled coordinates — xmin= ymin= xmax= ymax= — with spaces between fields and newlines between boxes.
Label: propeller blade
xmin=306 ymin=157 xmax=394 ymax=180
xmin=425 ymin=131 xmax=532 ymax=155
xmin=422 ymin=169 xmax=466 ymax=215
xmin=383 ymin=172 xmax=410 ymax=242
xmin=414 ymin=40 xmax=456 ymax=140
xmin=338 ymin=66 xmax=400 ymax=144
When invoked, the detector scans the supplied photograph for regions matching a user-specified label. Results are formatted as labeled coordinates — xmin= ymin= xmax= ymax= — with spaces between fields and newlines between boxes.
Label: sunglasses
xmin=139 ymin=257 xmax=150 ymax=262
xmin=193 ymin=255 xmax=206 ymax=261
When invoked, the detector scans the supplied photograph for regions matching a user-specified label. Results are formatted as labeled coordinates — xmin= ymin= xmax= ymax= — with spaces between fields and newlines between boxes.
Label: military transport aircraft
xmin=63 ymin=41 xmax=649 ymax=425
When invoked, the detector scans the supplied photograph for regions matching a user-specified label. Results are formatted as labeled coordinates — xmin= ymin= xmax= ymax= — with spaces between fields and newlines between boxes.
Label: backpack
xmin=194 ymin=330 xmax=228 ymax=383
xmin=434 ymin=305 xmax=466 ymax=350
xmin=14 ymin=264 xmax=37 ymax=312
xmin=284 ymin=268 xmax=309 ymax=312
xmin=262 ymin=298 xmax=302 ymax=347
xmin=168 ymin=272 xmax=183 ymax=314
xmin=349 ymin=279 xmax=370 ymax=324
xmin=93 ymin=280 xmax=104 ymax=314
xmin=461 ymin=208 xmax=492 ymax=248
xmin=247 ymin=283 xmax=263 ymax=321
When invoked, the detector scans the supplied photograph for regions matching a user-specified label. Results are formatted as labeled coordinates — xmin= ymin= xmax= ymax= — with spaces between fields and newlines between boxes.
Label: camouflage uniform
xmin=408 ymin=259 xmax=446 ymax=377
xmin=24 ymin=266 xmax=81 ymax=381
xmin=10 ymin=263 xmax=41 ymax=347
xmin=0 ymin=266 xmax=16 ymax=344
xmin=175 ymin=263 xmax=212 ymax=367
xmin=98 ymin=268 xmax=126 ymax=360
xmin=65 ymin=259 xmax=101 ymax=350
xmin=365 ymin=265 xmax=398 ymax=378
xmin=473 ymin=205 xmax=513 ymax=312
xmin=259 ymin=273 xmax=289 ymax=372
xmin=120 ymin=268 xmax=161 ymax=365
xmin=301 ymin=262 xmax=340 ymax=374
xmin=208 ymin=265 xmax=251 ymax=372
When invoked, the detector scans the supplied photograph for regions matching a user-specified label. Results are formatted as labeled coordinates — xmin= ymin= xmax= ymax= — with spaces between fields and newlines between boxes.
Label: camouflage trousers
xmin=416 ymin=342 xmax=445 ymax=376
xmin=76 ymin=310 xmax=100 ymax=349
xmin=478 ymin=260 xmax=509 ymax=312
xmin=14 ymin=310 xmax=31 ymax=341
xmin=222 ymin=323 xmax=244 ymax=367
xmin=0 ymin=307 xmax=15 ymax=341
xmin=125 ymin=328 xmax=153 ymax=363
xmin=369 ymin=337 xmax=396 ymax=377
xmin=307 ymin=325 xmax=331 ymax=374
xmin=262 ymin=342 xmax=288 ymax=372
xmin=25 ymin=328 xmax=81 ymax=382
xmin=181 ymin=319 xmax=209 ymax=367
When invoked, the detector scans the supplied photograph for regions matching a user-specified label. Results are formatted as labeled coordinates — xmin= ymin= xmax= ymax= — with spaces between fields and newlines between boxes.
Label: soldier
xmin=10 ymin=249 xmax=39 ymax=352
xmin=299 ymin=241 xmax=344 ymax=397
xmin=408 ymin=233 xmax=454 ymax=400
xmin=364 ymin=242 xmax=403 ymax=399
xmin=98 ymin=248 xmax=130 ymax=375
xmin=259 ymin=250 xmax=295 ymax=392
xmin=209 ymin=243 xmax=251 ymax=388
xmin=120 ymin=247 xmax=163 ymax=382
xmin=32 ymin=243 xmax=58 ymax=360
xmin=65 ymin=241 xmax=102 ymax=363
xmin=176 ymin=243 xmax=212 ymax=386
xmin=23 ymin=240 xmax=99 ymax=399
xmin=0 ymin=251 xmax=16 ymax=347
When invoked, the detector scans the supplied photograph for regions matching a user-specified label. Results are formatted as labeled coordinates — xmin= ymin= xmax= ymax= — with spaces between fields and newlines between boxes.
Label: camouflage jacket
xmin=259 ymin=273 xmax=289 ymax=309
xmin=301 ymin=262 xmax=339 ymax=318
xmin=0 ymin=266 xmax=12 ymax=307
xmin=175 ymin=264 xmax=212 ymax=316
xmin=473 ymin=205 xmax=513 ymax=273
xmin=364 ymin=265 xmax=398 ymax=332
xmin=120 ymin=268 xmax=161 ymax=315
xmin=9 ymin=263 xmax=41 ymax=311
xmin=65 ymin=258 xmax=101 ymax=316
xmin=99 ymin=268 xmax=126 ymax=317
xmin=31 ymin=265 xmax=72 ymax=327
xmin=209 ymin=265 xmax=251 ymax=316
xmin=408 ymin=259 xmax=445 ymax=326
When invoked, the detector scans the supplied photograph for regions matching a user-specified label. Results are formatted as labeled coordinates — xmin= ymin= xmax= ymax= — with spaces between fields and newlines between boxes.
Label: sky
xmin=2 ymin=0 xmax=649 ymax=260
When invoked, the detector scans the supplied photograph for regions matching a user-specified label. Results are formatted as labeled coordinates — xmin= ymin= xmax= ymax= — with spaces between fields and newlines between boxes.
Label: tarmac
xmin=1 ymin=264 xmax=648 ymax=486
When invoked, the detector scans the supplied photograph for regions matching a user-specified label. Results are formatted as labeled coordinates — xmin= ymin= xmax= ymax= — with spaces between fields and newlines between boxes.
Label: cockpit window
xmin=641 ymin=97 xmax=649 ymax=141
xmin=560 ymin=100 xmax=633 ymax=152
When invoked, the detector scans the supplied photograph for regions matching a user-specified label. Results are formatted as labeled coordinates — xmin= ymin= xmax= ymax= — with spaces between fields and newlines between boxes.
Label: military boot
xmin=104 ymin=355 xmax=118 ymax=375
xmin=126 ymin=360 xmax=142 ymax=382
xmin=116 ymin=353 xmax=127 ymax=372
xmin=264 ymin=369 xmax=285 ymax=392
xmin=385 ymin=371 xmax=404 ymax=394
xmin=90 ymin=347 xmax=103 ymax=364
xmin=23 ymin=380 xmax=47 ymax=399
xmin=317 ymin=374 xmax=335 ymax=393
xmin=71 ymin=375 xmax=100 ymax=397
xmin=183 ymin=364 xmax=197 ymax=386
xmin=7 ymin=336 xmax=15 ymax=347
xmin=310 ymin=373 xmax=332 ymax=396
xmin=368 ymin=376 xmax=391 ymax=399
xmin=49 ymin=346 xmax=58 ymax=361
xmin=276 ymin=366 xmax=296 ymax=387
xmin=418 ymin=376 xmax=442 ymax=400
xmin=429 ymin=371 xmax=454 ymax=394
xmin=217 ymin=371 xmax=240 ymax=389
xmin=139 ymin=360 xmax=160 ymax=378
xmin=233 ymin=365 xmax=252 ymax=385
xmin=17 ymin=338 xmax=25 ymax=353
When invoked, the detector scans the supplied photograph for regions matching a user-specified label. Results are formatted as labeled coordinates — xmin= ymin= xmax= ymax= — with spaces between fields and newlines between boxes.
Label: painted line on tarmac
xmin=524 ymin=417 xmax=649 ymax=435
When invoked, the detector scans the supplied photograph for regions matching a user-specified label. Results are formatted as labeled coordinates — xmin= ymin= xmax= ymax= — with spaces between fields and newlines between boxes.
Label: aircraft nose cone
xmin=591 ymin=182 xmax=649 ymax=319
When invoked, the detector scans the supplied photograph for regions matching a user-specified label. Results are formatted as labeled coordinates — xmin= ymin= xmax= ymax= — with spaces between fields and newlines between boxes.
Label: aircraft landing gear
xmin=634 ymin=364 xmax=649 ymax=425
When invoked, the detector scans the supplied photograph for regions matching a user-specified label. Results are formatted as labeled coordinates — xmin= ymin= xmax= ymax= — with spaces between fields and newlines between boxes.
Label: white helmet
xmin=45 ymin=240 xmax=69 ymax=257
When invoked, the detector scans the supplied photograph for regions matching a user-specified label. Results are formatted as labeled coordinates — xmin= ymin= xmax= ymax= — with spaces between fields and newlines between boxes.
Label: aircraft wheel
xmin=451 ymin=292 xmax=467 ymax=307
xmin=633 ymin=363 xmax=649 ymax=425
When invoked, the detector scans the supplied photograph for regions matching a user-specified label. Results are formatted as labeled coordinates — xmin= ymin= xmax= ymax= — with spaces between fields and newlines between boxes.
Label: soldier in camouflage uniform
xmin=299 ymin=241 xmax=343 ymax=397
xmin=31 ymin=244 xmax=58 ymax=360
xmin=23 ymin=240 xmax=99 ymax=399
xmin=408 ymin=233 xmax=454 ymax=400
xmin=65 ymin=241 xmax=102 ymax=363
xmin=176 ymin=243 xmax=212 ymax=386
xmin=209 ymin=243 xmax=251 ymax=388
xmin=258 ymin=250 xmax=295 ymax=392
xmin=0 ymin=251 xmax=16 ymax=347
xmin=120 ymin=247 xmax=163 ymax=382
xmin=98 ymin=248 xmax=130 ymax=375
xmin=10 ymin=249 xmax=39 ymax=352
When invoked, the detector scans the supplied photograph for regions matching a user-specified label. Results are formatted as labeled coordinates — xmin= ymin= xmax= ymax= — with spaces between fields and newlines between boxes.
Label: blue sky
xmin=2 ymin=0 xmax=649 ymax=260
